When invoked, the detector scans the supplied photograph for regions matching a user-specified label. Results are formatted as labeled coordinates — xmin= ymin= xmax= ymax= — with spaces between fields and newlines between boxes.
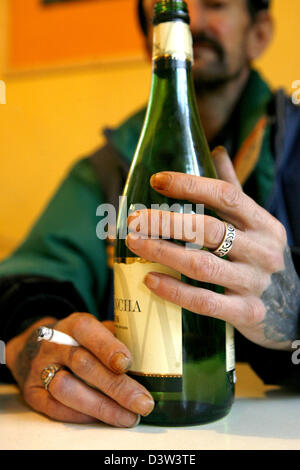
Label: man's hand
xmin=126 ymin=147 xmax=300 ymax=351
xmin=6 ymin=314 xmax=154 ymax=425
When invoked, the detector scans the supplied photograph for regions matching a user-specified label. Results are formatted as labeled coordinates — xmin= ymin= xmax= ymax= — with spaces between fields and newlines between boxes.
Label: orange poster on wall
xmin=7 ymin=0 xmax=145 ymax=72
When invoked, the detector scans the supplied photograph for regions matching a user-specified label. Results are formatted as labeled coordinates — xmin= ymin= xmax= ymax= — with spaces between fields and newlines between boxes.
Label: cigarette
xmin=37 ymin=326 xmax=80 ymax=347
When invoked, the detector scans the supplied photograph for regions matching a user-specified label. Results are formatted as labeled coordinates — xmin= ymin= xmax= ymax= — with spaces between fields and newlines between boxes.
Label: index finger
xmin=150 ymin=172 xmax=273 ymax=231
xmin=58 ymin=313 xmax=132 ymax=375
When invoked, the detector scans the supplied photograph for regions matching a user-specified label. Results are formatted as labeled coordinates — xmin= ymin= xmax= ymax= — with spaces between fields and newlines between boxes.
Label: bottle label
xmin=114 ymin=259 xmax=183 ymax=382
xmin=153 ymin=21 xmax=193 ymax=63
xmin=226 ymin=323 xmax=235 ymax=372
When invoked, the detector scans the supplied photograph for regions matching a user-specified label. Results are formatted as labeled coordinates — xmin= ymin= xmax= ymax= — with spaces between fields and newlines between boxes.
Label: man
xmin=0 ymin=0 xmax=299 ymax=427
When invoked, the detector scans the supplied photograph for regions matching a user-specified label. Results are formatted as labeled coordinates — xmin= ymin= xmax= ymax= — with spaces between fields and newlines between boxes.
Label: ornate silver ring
xmin=213 ymin=222 xmax=236 ymax=258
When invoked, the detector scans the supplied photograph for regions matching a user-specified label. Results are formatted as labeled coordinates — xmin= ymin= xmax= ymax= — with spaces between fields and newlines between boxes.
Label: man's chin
xmin=192 ymin=60 xmax=227 ymax=81
xmin=192 ymin=64 xmax=245 ymax=92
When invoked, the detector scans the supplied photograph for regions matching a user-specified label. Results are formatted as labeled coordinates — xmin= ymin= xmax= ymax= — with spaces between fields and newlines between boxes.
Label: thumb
xmin=211 ymin=146 xmax=242 ymax=190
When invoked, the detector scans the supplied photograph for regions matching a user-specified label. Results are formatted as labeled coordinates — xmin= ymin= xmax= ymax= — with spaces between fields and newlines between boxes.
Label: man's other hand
xmin=6 ymin=314 xmax=154 ymax=425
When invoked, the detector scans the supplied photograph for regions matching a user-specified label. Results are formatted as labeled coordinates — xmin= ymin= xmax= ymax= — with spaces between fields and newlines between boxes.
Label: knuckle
xmin=201 ymin=254 xmax=221 ymax=280
xmin=104 ymin=375 xmax=128 ymax=400
xmin=69 ymin=312 xmax=84 ymax=323
xmin=94 ymin=397 xmax=106 ymax=421
xmin=219 ymin=182 xmax=240 ymax=209
xmin=206 ymin=296 xmax=222 ymax=317
xmin=250 ymin=206 xmax=266 ymax=230
xmin=188 ymin=254 xmax=202 ymax=277
xmin=245 ymin=300 xmax=263 ymax=326
xmin=71 ymin=312 xmax=94 ymax=334
xmin=273 ymin=220 xmax=287 ymax=245
xmin=77 ymin=353 xmax=95 ymax=376
xmin=253 ymin=275 xmax=263 ymax=295
xmin=265 ymin=250 xmax=284 ymax=273
xmin=185 ymin=176 xmax=199 ymax=196
xmin=152 ymin=240 xmax=166 ymax=259
xmin=239 ymin=270 xmax=261 ymax=296
xmin=160 ymin=211 xmax=172 ymax=238
xmin=68 ymin=347 xmax=93 ymax=375
xmin=190 ymin=293 xmax=219 ymax=316
xmin=207 ymin=219 xmax=225 ymax=246
xmin=169 ymin=284 xmax=182 ymax=305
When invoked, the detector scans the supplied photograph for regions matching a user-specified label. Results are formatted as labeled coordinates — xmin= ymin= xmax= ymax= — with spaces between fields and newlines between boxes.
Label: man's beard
xmin=191 ymin=33 xmax=245 ymax=95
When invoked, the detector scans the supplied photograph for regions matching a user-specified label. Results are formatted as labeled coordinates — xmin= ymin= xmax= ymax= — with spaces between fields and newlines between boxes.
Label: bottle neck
xmin=152 ymin=20 xmax=193 ymax=63
xmin=145 ymin=20 xmax=196 ymax=122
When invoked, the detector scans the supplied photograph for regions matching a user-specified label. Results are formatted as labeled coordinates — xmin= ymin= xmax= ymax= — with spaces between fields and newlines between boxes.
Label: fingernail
xmin=212 ymin=146 xmax=226 ymax=157
xmin=131 ymin=394 xmax=155 ymax=417
xmin=110 ymin=352 xmax=132 ymax=373
xmin=144 ymin=273 xmax=160 ymax=290
xmin=150 ymin=173 xmax=172 ymax=190
xmin=117 ymin=412 xmax=141 ymax=428
xmin=126 ymin=233 xmax=142 ymax=249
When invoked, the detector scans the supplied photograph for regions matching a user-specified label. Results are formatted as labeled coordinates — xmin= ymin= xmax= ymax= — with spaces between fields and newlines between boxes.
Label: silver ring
xmin=213 ymin=222 xmax=236 ymax=258
xmin=41 ymin=364 xmax=64 ymax=391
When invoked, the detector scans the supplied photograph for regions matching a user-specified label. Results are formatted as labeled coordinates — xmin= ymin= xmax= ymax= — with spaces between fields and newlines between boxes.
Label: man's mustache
xmin=192 ymin=33 xmax=225 ymax=61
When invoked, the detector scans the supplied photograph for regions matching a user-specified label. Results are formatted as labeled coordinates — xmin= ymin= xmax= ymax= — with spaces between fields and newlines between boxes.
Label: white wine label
xmin=114 ymin=260 xmax=183 ymax=377
xmin=226 ymin=323 xmax=235 ymax=372
xmin=153 ymin=21 xmax=193 ymax=62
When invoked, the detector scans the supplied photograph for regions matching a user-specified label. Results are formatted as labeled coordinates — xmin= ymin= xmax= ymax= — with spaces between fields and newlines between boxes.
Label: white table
xmin=0 ymin=363 xmax=299 ymax=450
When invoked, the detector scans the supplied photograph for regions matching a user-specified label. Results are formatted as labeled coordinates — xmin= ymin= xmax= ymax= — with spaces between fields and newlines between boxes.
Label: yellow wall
xmin=0 ymin=0 xmax=299 ymax=260
xmin=0 ymin=0 xmax=151 ymax=259
xmin=255 ymin=0 xmax=299 ymax=94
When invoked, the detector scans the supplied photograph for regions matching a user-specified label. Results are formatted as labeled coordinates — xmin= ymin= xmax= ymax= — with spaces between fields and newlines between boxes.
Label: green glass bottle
xmin=114 ymin=0 xmax=235 ymax=426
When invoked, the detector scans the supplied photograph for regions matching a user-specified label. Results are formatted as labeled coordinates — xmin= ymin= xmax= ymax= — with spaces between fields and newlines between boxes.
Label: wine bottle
xmin=114 ymin=0 xmax=235 ymax=426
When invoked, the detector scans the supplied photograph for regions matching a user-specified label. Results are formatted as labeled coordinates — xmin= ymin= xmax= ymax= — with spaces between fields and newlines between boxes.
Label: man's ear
xmin=246 ymin=11 xmax=274 ymax=61
xmin=143 ymin=0 xmax=155 ymax=61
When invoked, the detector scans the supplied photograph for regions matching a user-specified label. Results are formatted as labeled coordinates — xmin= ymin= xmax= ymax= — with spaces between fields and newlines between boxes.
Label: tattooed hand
xmin=126 ymin=147 xmax=300 ymax=351
xmin=6 ymin=314 xmax=154 ymax=424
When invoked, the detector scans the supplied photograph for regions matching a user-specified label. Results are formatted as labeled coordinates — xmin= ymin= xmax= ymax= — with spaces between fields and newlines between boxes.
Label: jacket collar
xmin=105 ymin=69 xmax=274 ymax=206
